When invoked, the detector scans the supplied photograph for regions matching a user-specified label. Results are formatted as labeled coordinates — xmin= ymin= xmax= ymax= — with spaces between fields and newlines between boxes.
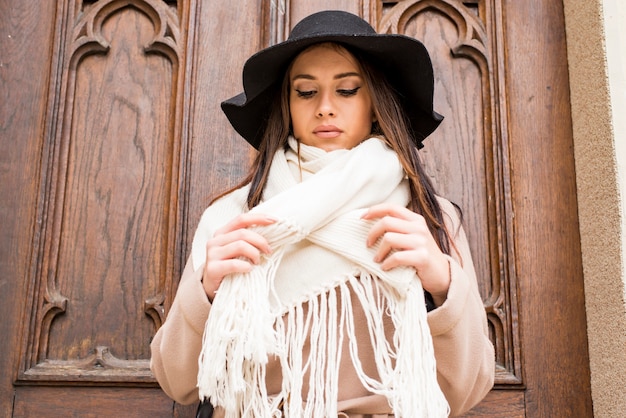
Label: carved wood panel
xmin=17 ymin=0 xmax=192 ymax=385
xmin=360 ymin=0 xmax=521 ymax=386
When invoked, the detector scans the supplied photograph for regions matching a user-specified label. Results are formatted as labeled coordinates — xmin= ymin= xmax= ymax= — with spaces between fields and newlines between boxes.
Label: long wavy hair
xmin=216 ymin=43 xmax=454 ymax=256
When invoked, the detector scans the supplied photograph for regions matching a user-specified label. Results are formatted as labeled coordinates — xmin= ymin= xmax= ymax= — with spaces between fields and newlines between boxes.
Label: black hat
xmin=221 ymin=10 xmax=443 ymax=149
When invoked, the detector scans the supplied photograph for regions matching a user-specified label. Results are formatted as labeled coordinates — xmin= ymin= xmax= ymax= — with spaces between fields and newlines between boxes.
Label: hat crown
xmin=288 ymin=10 xmax=376 ymax=41
xmin=222 ymin=10 xmax=442 ymax=150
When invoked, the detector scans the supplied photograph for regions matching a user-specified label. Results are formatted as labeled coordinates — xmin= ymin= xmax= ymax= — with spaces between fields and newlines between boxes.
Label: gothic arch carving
xmin=19 ymin=0 xmax=191 ymax=385
xmin=71 ymin=0 xmax=180 ymax=65
xmin=364 ymin=0 xmax=522 ymax=385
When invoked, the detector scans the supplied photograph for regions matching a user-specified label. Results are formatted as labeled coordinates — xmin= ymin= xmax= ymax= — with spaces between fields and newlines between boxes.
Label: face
xmin=288 ymin=44 xmax=375 ymax=152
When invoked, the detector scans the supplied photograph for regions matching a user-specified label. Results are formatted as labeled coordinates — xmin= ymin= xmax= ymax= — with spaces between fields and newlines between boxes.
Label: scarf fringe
xmin=199 ymin=267 xmax=449 ymax=418
xmin=195 ymin=139 xmax=448 ymax=417
xmin=197 ymin=248 xmax=285 ymax=415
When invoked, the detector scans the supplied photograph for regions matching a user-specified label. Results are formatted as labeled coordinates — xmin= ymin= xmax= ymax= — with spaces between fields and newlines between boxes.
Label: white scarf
xmin=194 ymin=137 xmax=449 ymax=417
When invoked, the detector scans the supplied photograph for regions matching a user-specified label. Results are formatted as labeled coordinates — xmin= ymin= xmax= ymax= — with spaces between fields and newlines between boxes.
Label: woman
xmin=150 ymin=10 xmax=494 ymax=418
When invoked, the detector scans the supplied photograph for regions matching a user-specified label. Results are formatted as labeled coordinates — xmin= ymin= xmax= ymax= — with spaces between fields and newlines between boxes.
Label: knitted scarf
xmin=194 ymin=137 xmax=449 ymax=417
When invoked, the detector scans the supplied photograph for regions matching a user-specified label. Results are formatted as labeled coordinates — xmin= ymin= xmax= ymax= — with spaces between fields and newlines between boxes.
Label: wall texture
xmin=604 ymin=0 xmax=626 ymax=274
xmin=563 ymin=0 xmax=626 ymax=416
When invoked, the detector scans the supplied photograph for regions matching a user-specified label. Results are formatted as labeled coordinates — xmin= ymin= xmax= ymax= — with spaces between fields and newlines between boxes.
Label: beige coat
xmin=150 ymin=192 xmax=494 ymax=417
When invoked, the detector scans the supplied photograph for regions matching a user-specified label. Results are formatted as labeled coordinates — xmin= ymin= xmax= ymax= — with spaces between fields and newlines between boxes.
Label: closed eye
xmin=295 ymin=89 xmax=316 ymax=99
xmin=337 ymin=87 xmax=361 ymax=97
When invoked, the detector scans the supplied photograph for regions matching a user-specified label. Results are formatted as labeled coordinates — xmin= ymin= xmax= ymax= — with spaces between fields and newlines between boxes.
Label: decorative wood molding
xmin=263 ymin=0 xmax=290 ymax=46
xmin=21 ymin=347 xmax=153 ymax=384
xmin=18 ymin=0 xmax=193 ymax=385
xmin=363 ymin=0 xmax=522 ymax=386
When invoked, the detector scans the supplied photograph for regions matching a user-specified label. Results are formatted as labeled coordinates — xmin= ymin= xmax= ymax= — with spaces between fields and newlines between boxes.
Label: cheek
xmin=289 ymin=103 xmax=298 ymax=130
xmin=359 ymin=105 xmax=375 ymax=137
xmin=289 ymin=102 xmax=301 ymax=133
xmin=356 ymin=102 xmax=374 ymax=125
xmin=289 ymin=99 xmax=313 ymax=135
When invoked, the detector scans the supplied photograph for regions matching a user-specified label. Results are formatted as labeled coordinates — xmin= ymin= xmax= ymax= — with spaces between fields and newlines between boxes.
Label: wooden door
xmin=0 ymin=0 xmax=592 ymax=417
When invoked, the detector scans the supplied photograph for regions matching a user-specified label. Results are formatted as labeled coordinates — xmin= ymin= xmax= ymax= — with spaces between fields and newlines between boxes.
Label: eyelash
xmin=339 ymin=87 xmax=360 ymax=97
xmin=295 ymin=89 xmax=315 ymax=98
xmin=295 ymin=87 xmax=361 ymax=99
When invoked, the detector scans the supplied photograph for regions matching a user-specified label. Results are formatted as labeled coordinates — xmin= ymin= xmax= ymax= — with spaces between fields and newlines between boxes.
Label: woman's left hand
xmin=362 ymin=203 xmax=451 ymax=305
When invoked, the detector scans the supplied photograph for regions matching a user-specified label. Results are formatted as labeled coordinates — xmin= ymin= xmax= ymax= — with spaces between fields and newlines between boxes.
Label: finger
xmin=208 ymin=239 xmax=266 ymax=265
xmin=366 ymin=216 xmax=418 ymax=247
xmin=203 ymin=258 xmax=255 ymax=298
xmin=373 ymin=231 xmax=421 ymax=262
xmin=381 ymin=251 xmax=451 ymax=297
xmin=206 ymin=258 xmax=254 ymax=281
xmin=216 ymin=213 xmax=277 ymax=235
xmin=210 ymin=228 xmax=273 ymax=255
xmin=378 ymin=250 xmax=410 ymax=271
xmin=361 ymin=203 xmax=417 ymax=221
xmin=378 ymin=248 xmax=429 ymax=271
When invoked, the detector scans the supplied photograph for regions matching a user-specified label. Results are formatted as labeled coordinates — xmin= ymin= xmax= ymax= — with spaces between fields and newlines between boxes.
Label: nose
xmin=316 ymin=91 xmax=335 ymax=117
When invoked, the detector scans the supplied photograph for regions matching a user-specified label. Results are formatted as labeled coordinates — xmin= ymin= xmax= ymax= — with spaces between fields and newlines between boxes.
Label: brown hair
xmin=215 ymin=43 xmax=454 ymax=255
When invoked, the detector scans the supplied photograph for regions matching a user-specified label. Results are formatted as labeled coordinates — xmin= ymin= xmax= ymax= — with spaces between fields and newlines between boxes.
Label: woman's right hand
xmin=202 ymin=213 xmax=276 ymax=301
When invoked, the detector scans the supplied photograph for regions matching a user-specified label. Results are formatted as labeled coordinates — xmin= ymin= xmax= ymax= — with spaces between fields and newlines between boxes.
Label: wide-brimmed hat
xmin=221 ymin=10 xmax=443 ymax=149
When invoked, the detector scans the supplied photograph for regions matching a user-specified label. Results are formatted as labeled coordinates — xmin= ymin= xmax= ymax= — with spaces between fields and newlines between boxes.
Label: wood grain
xmin=504 ymin=0 xmax=593 ymax=415
xmin=0 ymin=0 xmax=594 ymax=416
xmin=376 ymin=0 xmax=522 ymax=386
xmin=15 ymin=0 xmax=191 ymax=390
xmin=0 ymin=1 xmax=59 ymax=417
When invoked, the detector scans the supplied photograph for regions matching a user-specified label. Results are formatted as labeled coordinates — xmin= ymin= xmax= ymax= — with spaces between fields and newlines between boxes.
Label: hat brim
xmin=222 ymin=33 xmax=443 ymax=150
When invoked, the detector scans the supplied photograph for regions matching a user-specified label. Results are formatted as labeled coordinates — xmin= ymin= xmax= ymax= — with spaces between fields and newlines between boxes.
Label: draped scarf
xmin=193 ymin=137 xmax=449 ymax=417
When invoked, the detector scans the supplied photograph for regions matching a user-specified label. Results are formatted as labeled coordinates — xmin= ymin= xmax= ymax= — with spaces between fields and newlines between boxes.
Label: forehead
xmin=289 ymin=43 xmax=362 ymax=76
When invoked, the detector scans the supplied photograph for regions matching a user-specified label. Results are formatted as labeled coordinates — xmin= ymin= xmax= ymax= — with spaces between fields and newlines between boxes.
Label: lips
xmin=313 ymin=125 xmax=342 ymax=138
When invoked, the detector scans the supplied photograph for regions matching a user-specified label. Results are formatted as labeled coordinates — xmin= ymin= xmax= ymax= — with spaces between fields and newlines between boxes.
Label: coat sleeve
xmin=150 ymin=187 xmax=249 ymax=405
xmin=150 ymin=256 xmax=209 ymax=405
xmin=427 ymin=199 xmax=495 ymax=416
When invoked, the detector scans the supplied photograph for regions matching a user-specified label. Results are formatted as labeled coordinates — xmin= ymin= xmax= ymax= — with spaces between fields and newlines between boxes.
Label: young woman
xmin=150 ymin=10 xmax=494 ymax=418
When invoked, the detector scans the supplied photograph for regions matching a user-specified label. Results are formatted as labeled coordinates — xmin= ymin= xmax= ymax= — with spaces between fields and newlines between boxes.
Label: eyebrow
xmin=291 ymin=72 xmax=362 ymax=81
